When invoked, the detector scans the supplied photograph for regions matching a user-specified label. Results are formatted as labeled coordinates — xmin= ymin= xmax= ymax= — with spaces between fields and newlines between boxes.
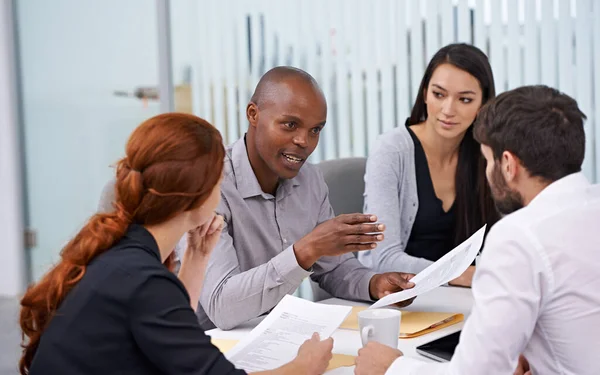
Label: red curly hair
xmin=18 ymin=113 xmax=225 ymax=374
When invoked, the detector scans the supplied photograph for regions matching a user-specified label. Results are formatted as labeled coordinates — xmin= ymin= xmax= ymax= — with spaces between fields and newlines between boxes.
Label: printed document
xmin=226 ymin=294 xmax=352 ymax=372
xmin=370 ymin=225 xmax=486 ymax=309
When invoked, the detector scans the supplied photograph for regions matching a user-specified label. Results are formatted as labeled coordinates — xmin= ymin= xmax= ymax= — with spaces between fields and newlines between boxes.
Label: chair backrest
xmin=310 ymin=158 xmax=367 ymax=301
xmin=317 ymin=157 xmax=367 ymax=215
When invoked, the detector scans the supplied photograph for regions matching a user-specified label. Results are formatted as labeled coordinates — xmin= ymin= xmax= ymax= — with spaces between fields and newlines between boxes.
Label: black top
xmin=404 ymin=125 xmax=456 ymax=262
xmin=30 ymin=224 xmax=245 ymax=375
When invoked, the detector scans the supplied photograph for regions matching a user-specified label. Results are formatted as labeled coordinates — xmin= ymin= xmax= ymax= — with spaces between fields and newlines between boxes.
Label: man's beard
xmin=490 ymin=165 xmax=524 ymax=215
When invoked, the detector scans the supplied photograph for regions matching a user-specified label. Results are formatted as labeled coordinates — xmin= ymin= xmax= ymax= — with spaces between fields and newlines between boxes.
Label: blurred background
xmin=1 ymin=0 xmax=599 ymax=370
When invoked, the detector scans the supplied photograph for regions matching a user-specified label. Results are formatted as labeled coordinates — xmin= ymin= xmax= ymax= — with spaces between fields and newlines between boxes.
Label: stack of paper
xmin=223 ymin=295 xmax=353 ymax=373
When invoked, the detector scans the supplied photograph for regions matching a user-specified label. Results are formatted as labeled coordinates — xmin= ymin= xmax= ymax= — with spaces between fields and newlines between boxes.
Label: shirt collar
xmin=231 ymin=135 xmax=301 ymax=200
xmin=123 ymin=224 xmax=161 ymax=261
xmin=528 ymin=172 xmax=590 ymax=207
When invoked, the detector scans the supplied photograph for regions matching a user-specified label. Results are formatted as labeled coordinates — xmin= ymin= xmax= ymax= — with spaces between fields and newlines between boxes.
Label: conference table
xmin=207 ymin=286 xmax=474 ymax=373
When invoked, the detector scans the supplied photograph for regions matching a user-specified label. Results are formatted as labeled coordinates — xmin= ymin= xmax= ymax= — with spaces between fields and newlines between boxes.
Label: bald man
xmin=194 ymin=67 xmax=416 ymax=330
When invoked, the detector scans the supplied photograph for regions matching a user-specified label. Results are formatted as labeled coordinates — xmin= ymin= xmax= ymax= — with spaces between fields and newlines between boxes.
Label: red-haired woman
xmin=19 ymin=113 xmax=332 ymax=375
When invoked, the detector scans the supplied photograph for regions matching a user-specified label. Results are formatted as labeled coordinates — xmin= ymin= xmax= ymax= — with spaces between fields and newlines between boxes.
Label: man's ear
xmin=247 ymin=102 xmax=259 ymax=128
xmin=502 ymin=151 xmax=521 ymax=184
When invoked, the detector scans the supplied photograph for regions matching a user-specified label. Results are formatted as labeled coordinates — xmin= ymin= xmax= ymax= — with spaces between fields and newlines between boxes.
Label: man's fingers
xmin=343 ymin=223 xmax=385 ymax=235
xmin=311 ymin=332 xmax=320 ymax=341
xmin=338 ymin=213 xmax=377 ymax=225
xmin=344 ymin=234 xmax=384 ymax=244
xmin=388 ymin=272 xmax=416 ymax=289
xmin=514 ymin=355 xmax=531 ymax=375
xmin=345 ymin=243 xmax=379 ymax=252
xmin=393 ymin=297 xmax=416 ymax=308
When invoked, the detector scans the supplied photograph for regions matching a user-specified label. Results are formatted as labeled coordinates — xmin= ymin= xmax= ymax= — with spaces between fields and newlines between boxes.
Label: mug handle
xmin=361 ymin=325 xmax=374 ymax=344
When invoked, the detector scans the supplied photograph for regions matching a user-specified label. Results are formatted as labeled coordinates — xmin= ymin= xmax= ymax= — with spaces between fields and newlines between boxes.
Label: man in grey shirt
xmin=197 ymin=67 xmax=415 ymax=330
xmin=98 ymin=67 xmax=415 ymax=330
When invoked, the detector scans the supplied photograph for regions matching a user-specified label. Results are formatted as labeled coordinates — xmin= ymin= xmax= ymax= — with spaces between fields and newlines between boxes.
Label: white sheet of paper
xmin=226 ymin=294 xmax=352 ymax=372
xmin=326 ymin=367 xmax=356 ymax=374
xmin=370 ymin=225 xmax=487 ymax=309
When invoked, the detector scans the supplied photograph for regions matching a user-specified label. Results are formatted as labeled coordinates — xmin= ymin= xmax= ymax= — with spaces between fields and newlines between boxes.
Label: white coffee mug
xmin=358 ymin=308 xmax=401 ymax=348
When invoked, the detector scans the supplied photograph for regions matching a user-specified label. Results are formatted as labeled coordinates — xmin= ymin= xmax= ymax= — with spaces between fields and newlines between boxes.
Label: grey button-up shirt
xmin=197 ymin=138 xmax=376 ymax=330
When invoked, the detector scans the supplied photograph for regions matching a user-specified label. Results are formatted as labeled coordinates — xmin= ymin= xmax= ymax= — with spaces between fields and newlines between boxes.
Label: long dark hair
xmin=19 ymin=113 xmax=225 ymax=374
xmin=409 ymin=43 xmax=499 ymax=246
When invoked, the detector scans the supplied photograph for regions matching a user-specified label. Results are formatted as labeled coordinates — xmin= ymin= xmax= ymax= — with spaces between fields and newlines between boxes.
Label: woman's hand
xmin=292 ymin=333 xmax=333 ymax=375
xmin=251 ymin=333 xmax=333 ymax=375
xmin=186 ymin=214 xmax=224 ymax=258
xmin=178 ymin=214 xmax=224 ymax=311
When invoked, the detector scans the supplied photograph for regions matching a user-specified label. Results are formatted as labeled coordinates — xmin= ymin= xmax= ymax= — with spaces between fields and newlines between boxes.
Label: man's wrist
xmin=369 ymin=274 xmax=380 ymax=300
xmin=293 ymin=240 xmax=318 ymax=270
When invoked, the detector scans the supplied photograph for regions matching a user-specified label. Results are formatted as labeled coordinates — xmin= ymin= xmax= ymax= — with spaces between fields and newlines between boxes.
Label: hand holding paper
xmin=293 ymin=333 xmax=334 ymax=374
xmin=368 ymin=272 xmax=416 ymax=307
xmin=226 ymin=295 xmax=352 ymax=372
xmin=211 ymin=336 xmax=355 ymax=373
xmin=370 ymin=225 xmax=486 ymax=309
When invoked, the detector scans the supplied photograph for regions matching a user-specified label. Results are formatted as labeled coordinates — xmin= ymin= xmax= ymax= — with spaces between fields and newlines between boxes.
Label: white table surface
xmin=207 ymin=286 xmax=473 ymax=371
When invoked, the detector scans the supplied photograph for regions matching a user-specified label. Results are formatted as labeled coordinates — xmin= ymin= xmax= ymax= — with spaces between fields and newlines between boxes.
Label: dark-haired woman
xmin=359 ymin=44 xmax=500 ymax=287
xmin=19 ymin=113 xmax=333 ymax=375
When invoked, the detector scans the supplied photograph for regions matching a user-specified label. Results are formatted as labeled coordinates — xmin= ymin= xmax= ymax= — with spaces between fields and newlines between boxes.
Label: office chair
xmin=309 ymin=157 xmax=367 ymax=301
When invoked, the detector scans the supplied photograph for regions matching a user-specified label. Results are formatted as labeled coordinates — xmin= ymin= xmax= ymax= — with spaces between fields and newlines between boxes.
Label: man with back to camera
xmin=354 ymin=85 xmax=600 ymax=375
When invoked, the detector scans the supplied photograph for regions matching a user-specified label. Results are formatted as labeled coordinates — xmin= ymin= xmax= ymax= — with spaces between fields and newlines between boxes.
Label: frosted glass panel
xmin=16 ymin=0 xmax=160 ymax=280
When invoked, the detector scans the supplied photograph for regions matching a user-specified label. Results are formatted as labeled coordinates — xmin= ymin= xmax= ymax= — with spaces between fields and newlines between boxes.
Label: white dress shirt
xmin=387 ymin=172 xmax=600 ymax=375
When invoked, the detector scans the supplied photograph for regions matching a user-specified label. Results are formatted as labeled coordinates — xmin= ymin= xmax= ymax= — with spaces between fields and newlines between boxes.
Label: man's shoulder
xmin=486 ymin=215 xmax=525 ymax=242
xmin=294 ymin=162 xmax=330 ymax=201
xmin=485 ymin=199 xmax=571 ymax=252
xmin=493 ymin=183 xmax=598 ymax=235
xmin=486 ymin=205 xmax=540 ymax=241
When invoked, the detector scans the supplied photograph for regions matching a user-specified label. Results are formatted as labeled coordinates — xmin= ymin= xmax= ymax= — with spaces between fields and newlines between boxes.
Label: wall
xmin=0 ymin=0 xmax=26 ymax=297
